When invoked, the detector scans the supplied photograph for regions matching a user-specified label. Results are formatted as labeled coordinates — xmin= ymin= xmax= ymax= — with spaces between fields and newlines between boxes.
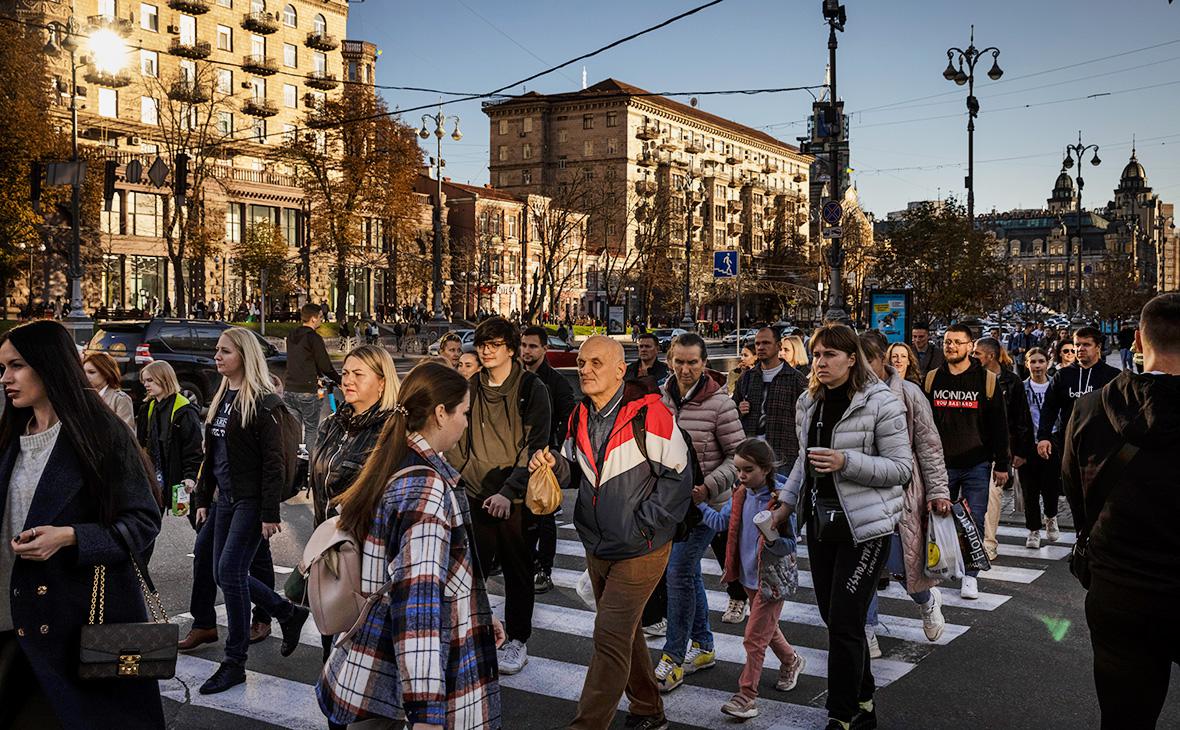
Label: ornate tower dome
xmin=1048 ymin=167 xmax=1077 ymax=212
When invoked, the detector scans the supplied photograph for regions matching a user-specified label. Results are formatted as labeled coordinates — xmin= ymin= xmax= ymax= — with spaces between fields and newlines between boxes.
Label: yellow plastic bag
xmin=525 ymin=450 xmax=562 ymax=515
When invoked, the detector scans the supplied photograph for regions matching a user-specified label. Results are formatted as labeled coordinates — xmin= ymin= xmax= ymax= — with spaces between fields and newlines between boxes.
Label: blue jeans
xmin=662 ymin=522 xmax=716 ymax=663
xmin=1120 ymin=348 xmax=1133 ymax=370
xmin=212 ymin=493 xmax=294 ymax=665
xmin=947 ymin=462 xmax=991 ymax=578
xmin=191 ymin=503 xmax=275 ymax=630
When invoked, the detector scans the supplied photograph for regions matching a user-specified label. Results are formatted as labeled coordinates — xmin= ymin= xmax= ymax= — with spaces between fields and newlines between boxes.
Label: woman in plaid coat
xmin=318 ymin=361 xmax=502 ymax=729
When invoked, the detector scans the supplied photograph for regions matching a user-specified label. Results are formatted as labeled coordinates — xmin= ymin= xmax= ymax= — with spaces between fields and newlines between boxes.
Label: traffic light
xmin=103 ymin=160 xmax=118 ymax=211
xmin=174 ymin=152 xmax=189 ymax=204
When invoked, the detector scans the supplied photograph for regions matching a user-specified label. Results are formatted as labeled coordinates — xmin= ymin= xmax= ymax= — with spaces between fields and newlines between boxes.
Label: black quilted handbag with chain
xmin=77 ymin=524 xmax=178 ymax=680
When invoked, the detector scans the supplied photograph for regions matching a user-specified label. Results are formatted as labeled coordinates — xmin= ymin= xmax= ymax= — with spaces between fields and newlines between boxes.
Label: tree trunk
xmin=334 ymin=256 xmax=348 ymax=324
xmin=169 ymin=251 xmax=187 ymax=318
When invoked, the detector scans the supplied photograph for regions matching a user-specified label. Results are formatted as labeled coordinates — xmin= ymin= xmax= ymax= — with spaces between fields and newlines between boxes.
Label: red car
xmin=545 ymin=335 xmax=578 ymax=368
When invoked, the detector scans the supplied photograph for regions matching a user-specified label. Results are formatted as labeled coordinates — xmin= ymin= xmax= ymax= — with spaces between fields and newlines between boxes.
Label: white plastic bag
xmin=925 ymin=512 xmax=964 ymax=580
xmin=575 ymin=569 xmax=596 ymax=611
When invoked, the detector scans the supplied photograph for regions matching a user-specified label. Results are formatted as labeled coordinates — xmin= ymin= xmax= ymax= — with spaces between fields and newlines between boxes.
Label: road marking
xmin=977 ymin=565 xmax=1045 ymax=584
xmin=163 ymin=655 xmax=325 ymax=730
xmin=995 ymin=544 xmax=1072 ymax=560
xmin=488 ymin=595 xmax=917 ymax=687
xmin=995 ymin=524 xmax=1077 ymax=545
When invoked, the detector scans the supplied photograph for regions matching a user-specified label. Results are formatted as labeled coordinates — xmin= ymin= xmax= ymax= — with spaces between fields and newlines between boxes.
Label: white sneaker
xmin=960 ymin=575 xmax=979 ymax=600
xmin=919 ymin=587 xmax=945 ymax=642
xmin=642 ymin=618 xmax=667 ymax=637
xmin=1045 ymin=517 xmax=1061 ymax=543
xmin=721 ymin=598 xmax=749 ymax=624
xmin=865 ymin=627 xmax=881 ymax=659
xmin=775 ymin=653 xmax=806 ymax=692
xmin=1025 ymin=530 xmax=1041 ymax=549
xmin=498 ymin=640 xmax=528 ymax=675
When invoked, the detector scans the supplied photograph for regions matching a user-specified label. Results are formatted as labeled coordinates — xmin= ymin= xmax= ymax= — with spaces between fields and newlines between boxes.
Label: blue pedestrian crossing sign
xmin=713 ymin=250 xmax=738 ymax=278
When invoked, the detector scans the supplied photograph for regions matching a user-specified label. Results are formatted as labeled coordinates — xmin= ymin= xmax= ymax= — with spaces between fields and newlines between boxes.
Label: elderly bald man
xmin=530 ymin=336 xmax=692 ymax=730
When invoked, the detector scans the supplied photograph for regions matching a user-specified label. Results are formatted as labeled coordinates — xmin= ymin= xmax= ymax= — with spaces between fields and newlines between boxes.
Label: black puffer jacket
xmin=310 ymin=402 xmax=392 ymax=525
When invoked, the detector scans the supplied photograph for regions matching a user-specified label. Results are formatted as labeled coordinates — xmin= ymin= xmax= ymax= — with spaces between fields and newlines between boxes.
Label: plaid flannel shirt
xmin=317 ymin=433 xmax=502 ymax=728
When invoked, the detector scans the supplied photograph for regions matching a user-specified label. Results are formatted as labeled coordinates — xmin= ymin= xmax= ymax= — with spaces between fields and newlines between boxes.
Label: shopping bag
xmin=924 ymin=512 xmax=964 ymax=580
xmin=951 ymin=499 xmax=991 ymax=573
xmin=525 ymin=450 xmax=562 ymax=515
xmin=575 ymin=570 xmax=596 ymax=611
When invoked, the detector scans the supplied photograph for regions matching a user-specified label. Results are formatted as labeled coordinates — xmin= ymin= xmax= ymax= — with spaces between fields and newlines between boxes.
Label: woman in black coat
xmin=0 ymin=321 xmax=164 ymax=729
xmin=137 ymin=360 xmax=204 ymax=515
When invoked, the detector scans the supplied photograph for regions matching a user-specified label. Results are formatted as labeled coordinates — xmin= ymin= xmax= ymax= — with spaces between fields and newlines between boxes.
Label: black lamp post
xmin=1061 ymin=132 xmax=1101 ymax=315
xmin=418 ymin=106 xmax=462 ymax=323
xmin=943 ymin=25 xmax=1003 ymax=229
xmin=821 ymin=0 xmax=848 ymax=322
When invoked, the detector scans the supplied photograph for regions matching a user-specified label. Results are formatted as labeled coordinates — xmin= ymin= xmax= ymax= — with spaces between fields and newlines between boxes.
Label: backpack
xmin=264 ymin=396 xmax=308 ymax=502
xmin=925 ymin=368 xmax=996 ymax=400
xmin=300 ymin=466 xmax=434 ymax=644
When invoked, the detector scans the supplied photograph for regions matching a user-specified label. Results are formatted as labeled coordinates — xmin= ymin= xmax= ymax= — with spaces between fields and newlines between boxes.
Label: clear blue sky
xmin=350 ymin=0 xmax=1180 ymax=218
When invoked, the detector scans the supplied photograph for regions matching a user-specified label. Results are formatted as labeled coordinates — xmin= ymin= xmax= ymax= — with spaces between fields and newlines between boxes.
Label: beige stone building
xmin=6 ymin=0 xmax=421 ymax=318
xmin=483 ymin=79 xmax=813 ymax=322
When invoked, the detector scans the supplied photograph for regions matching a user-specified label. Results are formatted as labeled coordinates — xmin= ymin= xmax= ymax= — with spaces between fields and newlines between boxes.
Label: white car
xmin=721 ymin=328 xmax=759 ymax=346
xmin=427 ymin=329 xmax=475 ymax=355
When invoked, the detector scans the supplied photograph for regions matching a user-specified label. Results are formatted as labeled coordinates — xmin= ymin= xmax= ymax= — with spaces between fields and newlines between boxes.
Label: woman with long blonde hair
xmin=191 ymin=327 xmax=309 ymax=695
xmin=780 ymin=334 xmax=810 ymax=377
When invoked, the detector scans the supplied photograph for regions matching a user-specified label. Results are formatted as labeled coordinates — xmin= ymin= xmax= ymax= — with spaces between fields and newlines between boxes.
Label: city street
xmin=149 ymin=479 xmax=1180 ymax=729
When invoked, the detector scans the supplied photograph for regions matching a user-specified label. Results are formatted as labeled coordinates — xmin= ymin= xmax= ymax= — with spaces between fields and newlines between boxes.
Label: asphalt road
xmin=148 ymin=481 xmax=1180 ymax=729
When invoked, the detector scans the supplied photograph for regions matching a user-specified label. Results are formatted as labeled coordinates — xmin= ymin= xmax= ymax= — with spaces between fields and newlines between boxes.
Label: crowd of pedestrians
xmin=0 ymin=294 xmax=1177 ymax=729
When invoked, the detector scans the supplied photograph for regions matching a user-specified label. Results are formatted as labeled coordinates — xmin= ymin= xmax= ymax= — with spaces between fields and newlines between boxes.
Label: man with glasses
xmin=925 ymin=323 xmax=1010 ymax=599
xmin=447 ymin=316 xmax=551 ymax=675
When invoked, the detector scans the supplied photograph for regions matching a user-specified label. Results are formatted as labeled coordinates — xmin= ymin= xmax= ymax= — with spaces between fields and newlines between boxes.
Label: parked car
xmin=545 ymin=335 xmax=578 ymax=368
xmin=650 ymin=328 xmax=688 ymax=352
xmin=721 ymin=328 xmax=759 ymax=346
xmin=84 ymin=319 xmax=287 ymax=412
xmin=427 ymin=329 xmax=475 ymax=355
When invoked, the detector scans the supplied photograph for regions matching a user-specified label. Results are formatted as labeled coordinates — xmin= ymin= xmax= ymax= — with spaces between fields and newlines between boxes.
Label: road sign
xmin=822 ymin=200 xmax=843 ymax=225
xmin=713 ymin=250 xmax=738 ymax=278
xmin=822 ymin=226 xmax=843 ymax=239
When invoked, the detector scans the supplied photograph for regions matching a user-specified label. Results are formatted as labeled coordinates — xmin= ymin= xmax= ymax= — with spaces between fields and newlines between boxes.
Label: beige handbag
xmin=301 ymin=466 xmax=434 ymax=646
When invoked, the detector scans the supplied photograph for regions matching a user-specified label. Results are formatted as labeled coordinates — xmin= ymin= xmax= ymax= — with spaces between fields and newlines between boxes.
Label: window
xmin=251 ymin=0 xmax=264 ymax=12
xmin=217 ymin=25 xmax=232 ymax=51
xmin=557 ymin=129 xmax=568 ymax=143
xmin=251 ymin=34 xmax=265 ymax=56
xmin=522 ymin=169 xmax=532 ymax=185
xmin=283 ymin=83 xmax=297 ymax=108
xmin=498 ymin=172 xmax=509 ymax=187
xmin=179 ymin=59 xmax=196 ymax=83
xmin=583 ymin=140 xmax=593 ymax=157
xmin=250 ymin=77 xmax=265 ymax=98
xmin=583 ymin=167 xmax=594 ymax=181
xmin=498 ymin=119 xmax=508 ymax=135
xmin=307 ymin=89 xmax=325 ymax=107
xmin=347 ymin=60 xmax=358 ymax=81
xmin=102 ymin=192 xmax=122 ymax=234
xmin=282 ymin=4 xmax=296 ymax=26
xmin=140 ymin=49 xmax=157 ymax=77
xmin=606 ymin=111 xmax=618 ymax=127
xmin=130 ymin=192 xmax=161 ymax=236
xmin=140 ymin=3 xmax=158 ymax=31
xmin=313 ymin=13 xmax=326 ymax=34
xmin=283 ymin=43 xmax=296 ymax=67
xmin=225 ymin=202 xmax=242 ymax=243
xmin=140 ymin=96 xmax=158 ymax=125
xmin=217 ymin=0 xmax=231 ymax=6
xmin=97 ymin=87 xmax=118 ymax=118
xmin=606 ymin=138 xmax=617 ymax=155
xmin=523 ymin=117 xmax=532 ymax=133
xmin=282 ymin=208 xmax=299 ymax=245
xmin=98 ymin=0 xmax=116 ymax=19
xmin=216 ymin=68 xmax=232 ymax=94
xmin=282 ymin=123 xmax=296 ymax=142
xmin=498 ymin=145 xmax=508 ymax=162
xmin=522 ymin=143 xmax=532 ymax=159
xmin=507 ymin=214 xmax=518 ymax=238
xmin=179 ymin=13 xmax=196 ymax=43
xmin=218 ymin=111 xmax=233 ymax=135
xmin=252 ymin=119 xmax=266 ymax=143
xmin=312 ymin=51 xmax=326 ymax=73
xmin=583 ymin=114 xmax=594 ymax=130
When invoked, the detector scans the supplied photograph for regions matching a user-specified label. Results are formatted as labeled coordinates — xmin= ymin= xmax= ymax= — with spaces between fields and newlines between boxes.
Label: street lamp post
xmin=943 ymin=25 xmax=1003 ymax=228
xmin=418 ymin=106 xmax=462 ymax=324
xmin=821 ymin=0 xmax=848 ymax=323
xmin=678 ymin=163 xmax=706 ymax=330
xmin=1061 ymin=132 xmax=1101 ymax=316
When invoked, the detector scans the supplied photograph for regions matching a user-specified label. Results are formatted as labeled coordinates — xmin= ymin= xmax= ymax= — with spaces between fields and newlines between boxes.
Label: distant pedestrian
xmin=1116 ymin=321 xmax=1136 ymax=371
xmin=82 ymin=350 xmax=136 ymax=431
xmin=284 ymin=304 xmax=341 ymax=450
xmin=910 ymin=322 xmax=944 ymax=375
xmin=1018 ymin=348 xmax=1060 ymax=549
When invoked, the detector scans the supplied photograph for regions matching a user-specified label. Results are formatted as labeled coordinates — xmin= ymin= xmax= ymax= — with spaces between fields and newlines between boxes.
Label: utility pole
xmin=821 ymin=0 xmax=848 ymax=323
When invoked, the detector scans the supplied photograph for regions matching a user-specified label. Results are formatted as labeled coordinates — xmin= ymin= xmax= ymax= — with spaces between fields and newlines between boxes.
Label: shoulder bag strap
xmin=111 ymin=521 xmax=169 ymax=623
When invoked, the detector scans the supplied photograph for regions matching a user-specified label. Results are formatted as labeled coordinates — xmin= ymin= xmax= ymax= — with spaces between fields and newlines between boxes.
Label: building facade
xmin=5 ymin=0 xmax=425 ymax=319
xmin=482 ymin=79 xmax=814 ymax=323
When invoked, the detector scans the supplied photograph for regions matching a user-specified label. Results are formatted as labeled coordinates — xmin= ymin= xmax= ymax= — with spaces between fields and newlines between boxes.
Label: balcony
xmin=305 ymin=32 xmax=339 ymax=51
xmin=636 ymin=154 xmax=656 ymax=168
xmin=86 ymin=14 xmax=133 ymax=34
xmin=635 ymin=179 xmax=657 ymax=196
xmin=241 ymin=11 xmax=279 ymax=33
xmin=635 ymin=125 xmax=659 ymax=141
xmin=691 ymin=212 xmax=704 ymax=230
xmin=762 ymin=162 xmax=779 ymax=174
xmin=728 ymin=222 xmax=744 ymax=235
xmin=83 ymin=69 xmax=132 ymax=88
xmin=305 ymin=71 xmax=338 ymax=90
xmin=167 ymin=0 xmax=210 ymax=14
xmin=305 ymin=110 xmax=335 ymax=129
xmin=168 ymin=38 xmax=212 ymax=59
xmin=242 ymin=55 xmax=278 ymax=75
xmin=168 ymin=80 xmax=210 ymax=103
xmin=728 ymin=199 xmax=744 ymax=213
xmin=242 ymin=97 xmax=278 ymax=117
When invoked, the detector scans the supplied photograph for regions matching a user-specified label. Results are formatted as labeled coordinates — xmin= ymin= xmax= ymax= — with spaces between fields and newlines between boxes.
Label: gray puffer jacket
xmin=779 ymin=378 xmax=913 ymax=543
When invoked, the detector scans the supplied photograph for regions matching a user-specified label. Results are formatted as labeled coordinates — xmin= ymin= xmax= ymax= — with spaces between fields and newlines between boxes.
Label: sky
xmin=349 ymin=0 xmax=1180 ymax=218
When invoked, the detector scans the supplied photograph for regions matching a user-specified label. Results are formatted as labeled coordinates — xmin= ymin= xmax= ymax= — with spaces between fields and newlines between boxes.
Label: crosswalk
xmin=166 ymin=516 xmax=1074 ymax=729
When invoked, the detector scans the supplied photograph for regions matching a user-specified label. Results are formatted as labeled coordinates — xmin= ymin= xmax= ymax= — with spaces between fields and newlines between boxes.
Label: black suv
xmin=85 ymin=319 xmax=287 ymax=410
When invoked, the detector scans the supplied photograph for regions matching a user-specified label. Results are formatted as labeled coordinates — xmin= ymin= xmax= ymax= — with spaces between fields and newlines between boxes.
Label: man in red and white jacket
xmin=532 ymin=336 xmax=691 ymax=730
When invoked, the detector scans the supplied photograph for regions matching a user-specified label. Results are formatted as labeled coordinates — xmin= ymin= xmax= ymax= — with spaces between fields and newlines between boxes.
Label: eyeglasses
xmin=476 ymin=340 xmax=506 ymax=351
xmin=1061 ymin=348 xmax=1076 ymax=354
xmin=945 ymin=339 xmax=973 ymax=347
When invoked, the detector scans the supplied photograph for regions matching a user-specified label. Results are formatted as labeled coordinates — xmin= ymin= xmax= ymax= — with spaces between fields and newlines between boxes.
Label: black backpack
xmin=263 ymin=395 xmax=309 ymax=502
